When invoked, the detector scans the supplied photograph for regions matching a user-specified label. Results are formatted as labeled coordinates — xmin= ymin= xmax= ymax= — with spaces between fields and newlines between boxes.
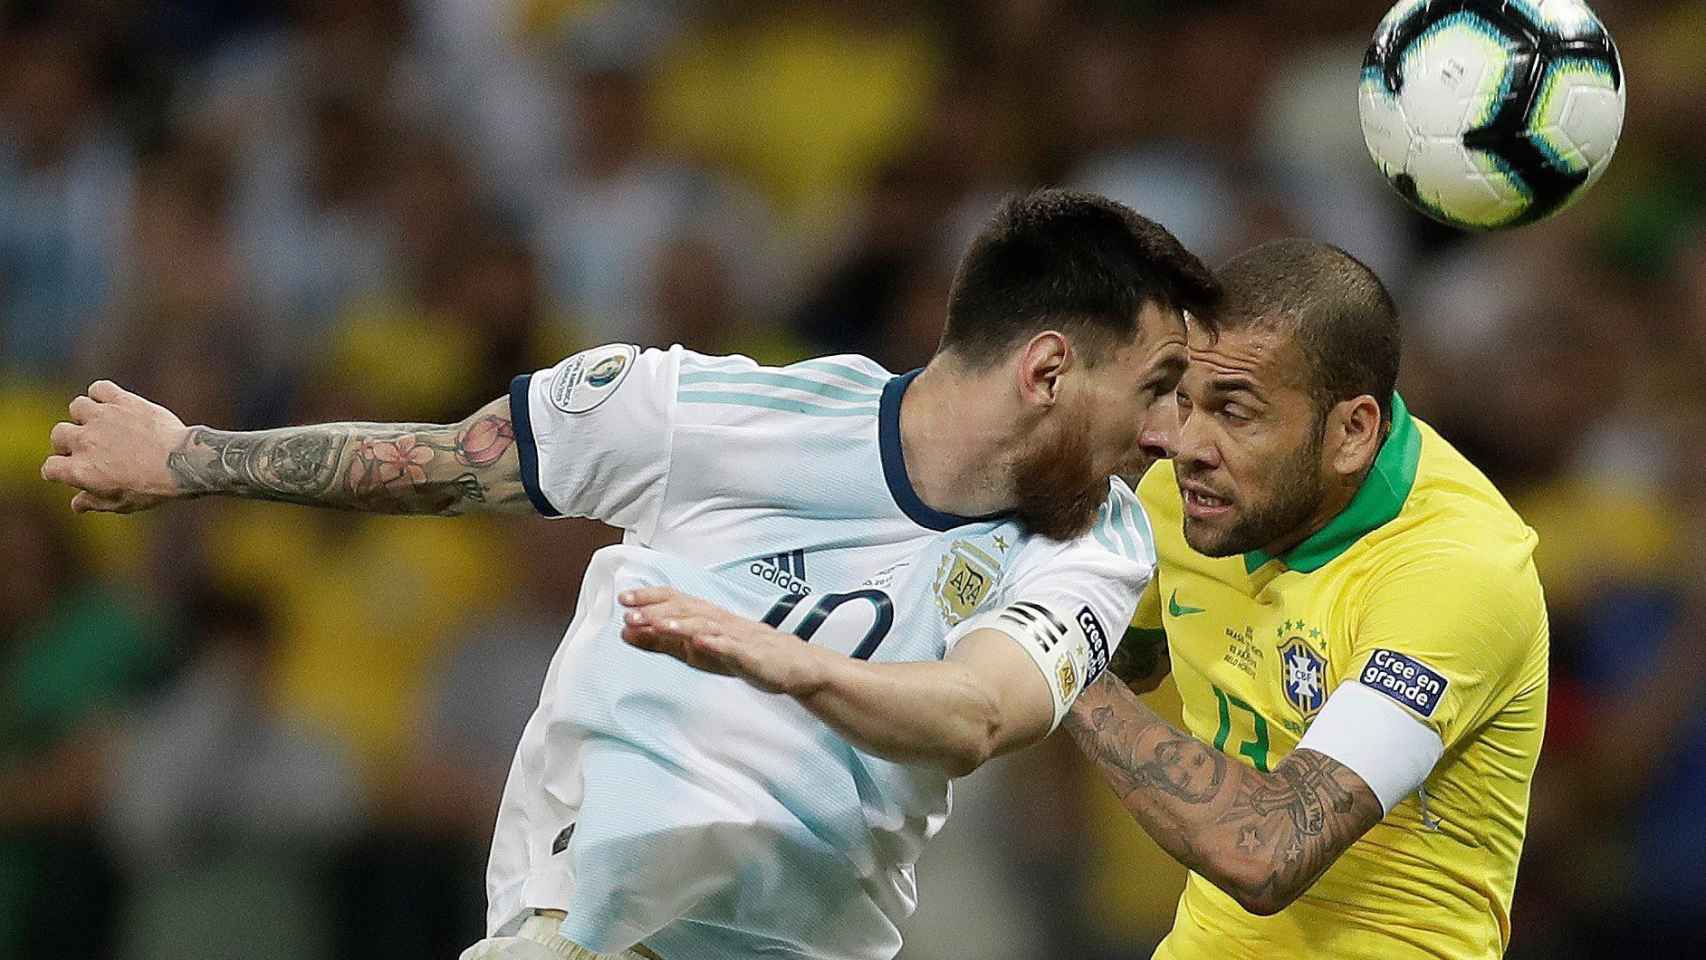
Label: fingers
xmin=620 ymin=592 xmax=726 ymax=629
xmin=618 ymin=589 xmax=798 ymax=692
xmin=68 ymin=395 xmax=98 ymax=424
xmin=87 ymin=380 xmax=127 ymax=403
xmin=622 ymin=622 xmax=738 ymax=675
xmin=618 ymin=588 xmax=731 ymax=624
xmin=41 ymin=454 xmax=77 ymax=486
xmin=622 ymin=611 xmax=725 ymax=646
xmin=619 ymin=586 xmax=682 ymax=608
xmin=49 ymin=421 xmax=81 ymax=454
xmin=683 ymin=632 xmax=735 ymax=659
xmin=621 ymin=611 xmax=732 ymax=654
xmin=71 ymin=490 xmax=126 ymax=514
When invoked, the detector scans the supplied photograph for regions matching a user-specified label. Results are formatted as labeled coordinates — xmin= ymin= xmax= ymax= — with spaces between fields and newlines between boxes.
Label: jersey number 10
xmin=762 ymin=590 xmax=895 ymax=661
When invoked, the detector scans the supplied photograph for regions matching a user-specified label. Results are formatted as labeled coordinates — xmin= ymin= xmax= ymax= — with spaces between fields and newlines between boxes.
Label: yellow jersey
xmin=1139 ymin=395 xmax=1548 ymax=960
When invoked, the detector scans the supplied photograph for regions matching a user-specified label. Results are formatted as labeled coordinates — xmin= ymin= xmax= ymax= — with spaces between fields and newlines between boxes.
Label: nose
xmin=1172 ymin=406 xmax=1220 ymax=473
xmin=1137 ymin=393 xmax=1179 ymax=464
xmin=1138 ymin=417 xmax=1174 ymax=465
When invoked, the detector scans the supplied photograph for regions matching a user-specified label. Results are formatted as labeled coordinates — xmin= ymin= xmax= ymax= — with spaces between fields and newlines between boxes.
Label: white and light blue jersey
xmin=487 ymin=344 xmax=1155 ymax=960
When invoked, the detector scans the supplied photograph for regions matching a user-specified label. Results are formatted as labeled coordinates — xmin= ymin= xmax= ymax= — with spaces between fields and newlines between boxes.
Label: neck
xmin=898 ymin=361 xmax=1023 ymax=518
xmin=1255 ymin=462 xmax=1369 ymax=561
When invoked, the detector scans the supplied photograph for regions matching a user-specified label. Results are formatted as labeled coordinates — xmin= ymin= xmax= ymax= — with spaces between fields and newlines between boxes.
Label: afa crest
xmin=933 ymin=539 xmax=1000 ymax=625
xmin=1056 ymin=656 xmax=1078 ymax=700
xmin=1278 ymin=636 xmax=1328 ymax=719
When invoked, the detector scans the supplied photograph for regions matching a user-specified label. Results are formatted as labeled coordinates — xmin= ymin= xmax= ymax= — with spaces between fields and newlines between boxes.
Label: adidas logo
xmin=750 ymin=549 xmax=812 ymax=595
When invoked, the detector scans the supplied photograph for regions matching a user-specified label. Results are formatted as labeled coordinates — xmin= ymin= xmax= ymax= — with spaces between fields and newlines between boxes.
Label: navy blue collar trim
xmin=878 ymin=369 xmax=1005 ymax=532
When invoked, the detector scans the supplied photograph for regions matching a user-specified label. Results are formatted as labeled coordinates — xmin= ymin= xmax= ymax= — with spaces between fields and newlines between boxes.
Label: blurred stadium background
xmin=2 ymin=1 xmax=1704 ymax=957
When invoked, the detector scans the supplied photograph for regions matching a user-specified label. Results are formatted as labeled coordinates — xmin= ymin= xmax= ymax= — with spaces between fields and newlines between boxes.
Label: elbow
xmin=940 ymin=717 xmax=999 ymax=779
xmin=941 ymin=743 xmax=991 ymax=779
xmin=1227 ymin=888 xmax=1294 ymax=918
xmin=940 ymin=684 xmax=1003 ymax=778
xmin=1212 ymin=862 xmax=1301 ymax=918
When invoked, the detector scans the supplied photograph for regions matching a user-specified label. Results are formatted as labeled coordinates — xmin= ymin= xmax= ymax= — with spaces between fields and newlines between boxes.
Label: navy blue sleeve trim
xmin=509 ymin=373 xmax=561 ymax=518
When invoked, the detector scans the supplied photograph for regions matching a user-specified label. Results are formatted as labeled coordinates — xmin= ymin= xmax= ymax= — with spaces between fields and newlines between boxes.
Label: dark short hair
xmin=1203 ymin=239 xmax=1400 ymax=423
xmin=939 ymin=190 xmax=1220 ymax=367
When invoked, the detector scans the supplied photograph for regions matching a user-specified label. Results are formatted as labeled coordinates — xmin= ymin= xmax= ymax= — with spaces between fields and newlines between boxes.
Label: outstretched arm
xmin=1063 ymin=672 xmax=1382 ymax=916
xmin=42 ymin=380 xmax=530 ymax=516
xmin=617 ymin=587 xmax=1056 ymax=777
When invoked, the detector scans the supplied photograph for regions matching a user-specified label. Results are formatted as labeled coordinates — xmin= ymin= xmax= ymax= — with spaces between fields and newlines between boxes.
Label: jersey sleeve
xmin=1295 ymin=682 xmax=1444 ymax=814
xmin=961 ymin=483 xmax=1155 ymax=728
xmin=1340 ymin=544 xmax=1546 ymax=753
xmin=510 ymin=344 xmax=679 ymax=538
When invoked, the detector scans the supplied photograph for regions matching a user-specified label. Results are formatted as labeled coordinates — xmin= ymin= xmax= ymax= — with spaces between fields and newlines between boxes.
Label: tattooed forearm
xmin=167 ymin=428 xmax=350 ymax=503
xmin=454 ymin=415 xmax=516 ymax=467
xmin=1071 ymin=705 xmax=1228 ymax=803
xmin=1212 ymin=749 xmax=1374 ymax=910
xmin=1065 ymin=673 xmax=1383 ymax=916
xmin=164 ymin=397 xmax=530 ymax=516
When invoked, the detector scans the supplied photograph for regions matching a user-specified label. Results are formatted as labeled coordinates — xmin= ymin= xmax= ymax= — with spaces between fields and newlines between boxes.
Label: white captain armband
xmin=956 ymin=600 xmax=1114 ymax=731
xmin=1294 ymin=682 xmax=1446 ymax=814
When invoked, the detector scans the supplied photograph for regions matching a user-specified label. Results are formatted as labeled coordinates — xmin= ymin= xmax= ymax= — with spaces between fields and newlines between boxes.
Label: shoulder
xmin=1404 ymin=416 xmax=1536 ymax=544
xmin=672 ymin=350 xmax=892 ymax=424
xmin=532 ymin=347 xmax=897 ymax=420
xmin=1362 ymin=421 xmax=1541 ymax=604
xmin=1007 ymin=479 xmax=1155 ymax=583
xmin=1090 ymin=477 xmax=1155 ymax=568
xmin=1366 ymin=532 xmax=1543 ymax=616
xmin=1353 ymin=520 xmax=1547 ymax=662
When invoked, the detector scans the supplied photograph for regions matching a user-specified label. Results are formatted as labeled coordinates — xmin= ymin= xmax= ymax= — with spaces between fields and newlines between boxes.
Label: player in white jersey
xmin=40 ymin=191 xmax=1219 ymax=959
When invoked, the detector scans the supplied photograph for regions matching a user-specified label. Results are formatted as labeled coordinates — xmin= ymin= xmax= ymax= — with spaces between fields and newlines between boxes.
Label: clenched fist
xmin=41 ymin=380 xmax=190 ymax=514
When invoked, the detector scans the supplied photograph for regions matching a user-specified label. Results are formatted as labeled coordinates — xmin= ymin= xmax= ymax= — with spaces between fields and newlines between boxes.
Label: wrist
xmin=164 ymin=426 xmax=210 ymax=496
xmin=788 ymin=643 xmax=841 ymax=702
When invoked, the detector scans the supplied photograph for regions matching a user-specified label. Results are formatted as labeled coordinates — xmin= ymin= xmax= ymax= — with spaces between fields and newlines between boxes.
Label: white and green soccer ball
xmin=1359 ymin=0 xmax=1625 ymax=230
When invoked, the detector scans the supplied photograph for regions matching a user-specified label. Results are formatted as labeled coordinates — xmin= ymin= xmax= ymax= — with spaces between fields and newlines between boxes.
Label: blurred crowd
xmin=2 ymin=1 xmax=1704 ymax=958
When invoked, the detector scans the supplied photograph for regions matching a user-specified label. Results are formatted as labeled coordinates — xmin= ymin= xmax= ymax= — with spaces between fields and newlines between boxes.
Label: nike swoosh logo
xmin=1168 ymin=590 xmax=1206 ymax=617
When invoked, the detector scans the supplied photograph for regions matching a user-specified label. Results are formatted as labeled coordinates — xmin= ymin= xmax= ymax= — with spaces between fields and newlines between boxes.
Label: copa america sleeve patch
xmin=1358 ymin=649 xmax=1449 ymax=718
xmin=549 ymin=344 xmax=637 ymax=414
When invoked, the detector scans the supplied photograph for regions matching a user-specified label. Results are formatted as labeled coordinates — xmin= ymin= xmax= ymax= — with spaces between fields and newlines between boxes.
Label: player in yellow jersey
xmin=1064 ymin=238 xmax=1547 ymax=959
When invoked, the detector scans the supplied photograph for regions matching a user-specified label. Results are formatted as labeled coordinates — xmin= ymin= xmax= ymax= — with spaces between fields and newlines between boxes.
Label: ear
xmin=1016 ymin=331 xmax=1071 ymax=408
xmin=1328 ymin=395 xmax=1384 ymax=478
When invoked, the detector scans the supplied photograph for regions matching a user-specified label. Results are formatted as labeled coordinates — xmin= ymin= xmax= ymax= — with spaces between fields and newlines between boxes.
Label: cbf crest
xmin=933 ymin=539 xmax=1001 ymax=625
xmin=1276 ymin=619 xmax=1328 ymax=720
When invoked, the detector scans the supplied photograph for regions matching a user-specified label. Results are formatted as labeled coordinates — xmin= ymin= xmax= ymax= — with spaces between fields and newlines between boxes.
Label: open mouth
xmin=1181 ymin=485 xmax=1233 ymax=519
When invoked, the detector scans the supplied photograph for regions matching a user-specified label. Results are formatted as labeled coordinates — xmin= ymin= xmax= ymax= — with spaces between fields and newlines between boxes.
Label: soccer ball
xmin=1359 ymin=0 xmax=1625 ymax=231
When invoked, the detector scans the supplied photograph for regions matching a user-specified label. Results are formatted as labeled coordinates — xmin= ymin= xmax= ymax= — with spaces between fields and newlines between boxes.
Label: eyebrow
xmin=1144 ymin=354 xmax=1187 ymax=378
xmin=1207 ymin=376 xmax=1264 ymax=399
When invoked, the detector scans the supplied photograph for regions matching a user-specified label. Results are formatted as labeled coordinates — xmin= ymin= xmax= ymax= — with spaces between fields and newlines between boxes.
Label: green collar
xmin=1243 ymin=393 xmax=1422 ymax=575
